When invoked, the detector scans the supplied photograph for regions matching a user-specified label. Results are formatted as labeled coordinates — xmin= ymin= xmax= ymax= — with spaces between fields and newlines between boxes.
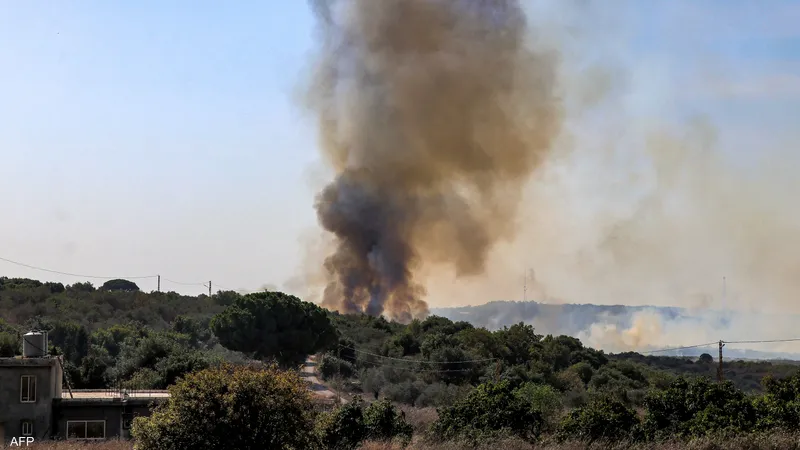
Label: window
xmin=21 ymin=421 xmax=33 ymax=436
xmin=20 ymin=375 xmax=36 ymax=403
xmin=66 ymin=421 xmax=106 ymax=440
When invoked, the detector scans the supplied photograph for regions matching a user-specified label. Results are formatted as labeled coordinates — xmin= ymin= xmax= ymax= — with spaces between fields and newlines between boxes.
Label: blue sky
xmin=1 ymin=1 xmax=798 ymax=304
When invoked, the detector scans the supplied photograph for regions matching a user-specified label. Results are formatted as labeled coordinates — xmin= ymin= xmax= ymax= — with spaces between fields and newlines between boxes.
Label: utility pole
xmin=523 ymin=272 xmax=527 ymax=303
xmin=717 ymin=340 xmax=725 ymax=382
xmin=208 ymin=280 xmax=212 ymax=297
xmin=157 ymin=275 xmax=161 ymax=293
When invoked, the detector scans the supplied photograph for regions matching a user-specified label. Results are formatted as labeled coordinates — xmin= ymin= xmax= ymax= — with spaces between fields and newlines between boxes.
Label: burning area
xmin=304 ymin=0 xmax=563 ymax=322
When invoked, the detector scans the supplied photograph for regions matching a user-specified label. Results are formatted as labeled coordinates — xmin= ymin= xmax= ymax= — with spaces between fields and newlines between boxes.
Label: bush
xmin=363 ymin=399 xmax=413 ymax=443
xmin=319 ymin=354 xmax=356 ymax=380
xmin=383 ymin=380 xmax=426 ymax=405
xmin=131 ymin=363 xmax=316 ymax=450
xmin=0 ymin=331 xmax=19 ymax=357
xmin=557 ymin=395 xmax=640 ymax=443
xmin=415 ymin=382 xmax=471 ymax=408
xmin=431 ymin=380 xmax=543 ymax=443
xmin=514 ymin=383 xmax=563 ymax=428
xmin=642 ymin=376 xmax=756 ymax=440
xmin=316 ymin=398 xmax=368 ymax=450
xmin=315 ymin=397 xmax=413 ymax=450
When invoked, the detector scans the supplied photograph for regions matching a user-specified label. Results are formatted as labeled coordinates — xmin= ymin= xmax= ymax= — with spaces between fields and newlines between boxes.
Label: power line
xmin=639 ymin=342 xmax=719 ymax=354
xmin=339 ymin=344 xmax=497 ymax=365
xmin=161 ymin=278 xmax=207 ymax=287
xmin=335 ymin=352 xmax=482 ymax=374
xmin=724 ymin=338 xmax=800 ymax=345
xmin=0 ymin=255 xmax=158 ymax=280
xmin=0 ymin=254 xmax=245 ymax=293
xmin=338 ymin=352 xmax=477 ymax=373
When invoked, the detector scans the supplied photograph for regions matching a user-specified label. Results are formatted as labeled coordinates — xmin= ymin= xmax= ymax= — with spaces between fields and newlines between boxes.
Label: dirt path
xmin=302 ymin=355 xmax=346 ymax=404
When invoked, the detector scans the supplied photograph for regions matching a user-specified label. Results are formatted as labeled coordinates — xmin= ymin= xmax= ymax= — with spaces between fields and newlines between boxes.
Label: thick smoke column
xmin=306 ymin=0 xmax=562 ymax=322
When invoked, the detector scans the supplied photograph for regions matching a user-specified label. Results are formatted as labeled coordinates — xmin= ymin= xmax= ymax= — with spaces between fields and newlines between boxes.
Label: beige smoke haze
xmin=301 ymin=0 xmax=562 ymax=322
xmin=293 ymin=1 xmax=800 ymax=350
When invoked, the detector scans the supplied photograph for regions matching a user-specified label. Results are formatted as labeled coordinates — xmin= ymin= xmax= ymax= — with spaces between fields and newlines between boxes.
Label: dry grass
xmin=398 ymin=405 xmax=438 ymax=432
xmin=362 ymin=433 xmax=800 ymax=450
xmin=17 ymin=433 xmax=800 ymax=450
xmin=18 ymin=442 xmax=132 ymax=450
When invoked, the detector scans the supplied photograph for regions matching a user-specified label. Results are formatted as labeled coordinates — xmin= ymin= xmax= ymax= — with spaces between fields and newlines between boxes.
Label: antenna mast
xmin=523 ymin=271 xmax=527 ymax=302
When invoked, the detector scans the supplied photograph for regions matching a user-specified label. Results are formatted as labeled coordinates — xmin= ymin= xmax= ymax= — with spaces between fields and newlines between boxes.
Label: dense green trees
xmin=315 ymin=397 xmax=412 ymax=449
xmin=9 ymin=275 xmax=800 ymax=445
xmin=210 ymin=291 xmax=338 ymax=367
xmin=432 ymin=380 xmax=543 ymax=443
xmin=0 ymin=279 xmax=336 ymax=391
xmin=132 ymin=364 xmax=317 ymax=450
xmin=100 ymin=279 xmax=140 ymax=292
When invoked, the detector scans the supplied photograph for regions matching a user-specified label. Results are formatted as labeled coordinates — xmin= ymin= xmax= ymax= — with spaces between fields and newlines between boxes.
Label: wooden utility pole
xmin=717 ymin=340 xmax=725 ymax=382
xmin=157 ymin=275 xmax=161 ymax=293
xmin=208 ymin=281 xmax=212 ymax=296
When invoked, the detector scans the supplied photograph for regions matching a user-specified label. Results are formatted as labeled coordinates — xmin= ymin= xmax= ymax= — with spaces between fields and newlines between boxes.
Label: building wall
xmin=53 ymin=400 xmax=164 ymax=441
xmin=53 ymin=404 xmax=123 ymax=440
xmin=0 ymin=362 xmax=59 ymax=444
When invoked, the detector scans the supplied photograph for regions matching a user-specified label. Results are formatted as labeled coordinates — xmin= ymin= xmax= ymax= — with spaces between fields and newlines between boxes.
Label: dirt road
xmin=302 ymin=355 xmax=346 ymax=404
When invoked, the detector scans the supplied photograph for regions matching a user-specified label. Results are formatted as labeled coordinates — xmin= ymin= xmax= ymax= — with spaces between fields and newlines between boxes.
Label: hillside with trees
xmin=4 ymin=275 xmax=800 ymax=447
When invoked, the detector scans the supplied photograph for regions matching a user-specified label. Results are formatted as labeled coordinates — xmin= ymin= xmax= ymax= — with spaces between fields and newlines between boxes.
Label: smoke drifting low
xmin=305 ymin=0 xmax=562 ymax=322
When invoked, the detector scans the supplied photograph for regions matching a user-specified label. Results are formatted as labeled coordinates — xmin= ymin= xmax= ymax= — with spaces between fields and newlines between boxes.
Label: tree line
xmin=4 ymin=275 xmax=800 ymax=447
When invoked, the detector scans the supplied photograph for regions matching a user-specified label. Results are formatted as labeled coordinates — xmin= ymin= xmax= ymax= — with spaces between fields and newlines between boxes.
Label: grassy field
xmin=17 ymin=434 xmax=800 ymax=450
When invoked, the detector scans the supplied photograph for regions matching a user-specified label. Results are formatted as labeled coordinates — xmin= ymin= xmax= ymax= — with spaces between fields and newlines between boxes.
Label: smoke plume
xmin=304 ymin=0 xmax=562 ymax=322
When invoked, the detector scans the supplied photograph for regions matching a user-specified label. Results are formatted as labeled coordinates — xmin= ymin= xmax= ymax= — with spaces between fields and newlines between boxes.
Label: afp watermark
xmin=9 ymin=437 xmax=35 ymax=446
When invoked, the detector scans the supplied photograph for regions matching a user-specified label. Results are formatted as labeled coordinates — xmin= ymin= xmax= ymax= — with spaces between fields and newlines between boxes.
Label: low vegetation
xmin=5 ymin=276 xmax=800 ymax=448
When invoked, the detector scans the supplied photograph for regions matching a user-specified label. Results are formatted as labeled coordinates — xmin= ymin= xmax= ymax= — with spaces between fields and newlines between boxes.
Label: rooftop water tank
xmin=22 ymin=331 xmax=48 ymax=358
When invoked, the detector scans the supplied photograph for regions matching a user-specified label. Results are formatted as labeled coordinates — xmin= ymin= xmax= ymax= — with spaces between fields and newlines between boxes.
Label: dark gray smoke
xmin=305 ymin=0 xmax=563 ymax=322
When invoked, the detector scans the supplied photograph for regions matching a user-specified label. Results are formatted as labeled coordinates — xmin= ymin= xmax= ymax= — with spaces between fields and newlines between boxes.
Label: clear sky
xmin=1 ymin=1 xmax=799 ymax=304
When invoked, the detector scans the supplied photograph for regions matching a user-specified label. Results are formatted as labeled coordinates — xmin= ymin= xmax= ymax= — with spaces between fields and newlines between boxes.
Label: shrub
xmin=642 ymin=376 xmax=756 ymax=440
xmin=430 ymin=380 xmax=543 ymax=443
xmin=131 ymin=363 xmax=316 ymax=450
xmin=0 ymin=331 xmax=19 ymax=357
xmin=319 ymin=354 xmax=356 ymax=380
xmin=514 ymin=383 xmax=563 ymax=428
xmin=363 ymin=399 xmax=413 ymax=443
xmin=557 ymin=395 xmax=640 ymax=443
xmin=315 ymin=397 xmax=413 ymax=450
xmin=316 ymin=397 xmax=368 ymax=450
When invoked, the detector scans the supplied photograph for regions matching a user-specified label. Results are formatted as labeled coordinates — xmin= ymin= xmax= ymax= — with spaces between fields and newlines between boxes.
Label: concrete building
xmin=0 ymin=331 xmax=169 ymax=444
xmin=0 ymin=355 xmax=63 ymax=443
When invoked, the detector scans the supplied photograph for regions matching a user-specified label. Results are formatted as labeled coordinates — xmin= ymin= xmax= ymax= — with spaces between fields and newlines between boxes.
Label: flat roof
xmin=0 ymin=356 xmax=59 ymax=367
xmin=60 ymin=390 xmax=170 ymax=401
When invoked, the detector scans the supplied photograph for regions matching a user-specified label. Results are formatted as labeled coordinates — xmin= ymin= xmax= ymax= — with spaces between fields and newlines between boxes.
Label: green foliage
xmin=753 ymin=372 xmax=800 ymax=431
xmin=210 ymin=291 xmax=338 ymax=367
xmin=315 ymin=397 xmax=412 ymax=450
xmin=114 ymin=330 xmax=217 ymax=389
xmin=557 ymin=395 xmax=640 ymax=443
xmin=643 ymin=376 xmax=757 ymax=439
xmin=13 ymin=275 xmax=800 ymax=445
xmin=100 ymin=279 xmax=140 ymax=292
xmin=0 ymin=331 xmax=19 ymax=357
xmin=316 ymin=398 xmax=367 ymax=450
xmin=132 ymin=363 xmax=316 ymax=450
xmin=0 ymin=277 xmax=227 ymax=330
xmin=46 ymin=320 xmax=90 ymax=365
xmin=431 ymin=380 xmax=543 ymax=443
xmin=318 ymin=354 xmax=356 ymax=380
xmin=363 ymin=399 xmax=413 ymax=443
xmin=515 ymin=382 xmax=563 ymax=428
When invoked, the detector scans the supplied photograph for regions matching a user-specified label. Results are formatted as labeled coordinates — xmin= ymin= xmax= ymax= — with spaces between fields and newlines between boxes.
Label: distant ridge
xmin=431 ymin=300 xmax=800 ymax=361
